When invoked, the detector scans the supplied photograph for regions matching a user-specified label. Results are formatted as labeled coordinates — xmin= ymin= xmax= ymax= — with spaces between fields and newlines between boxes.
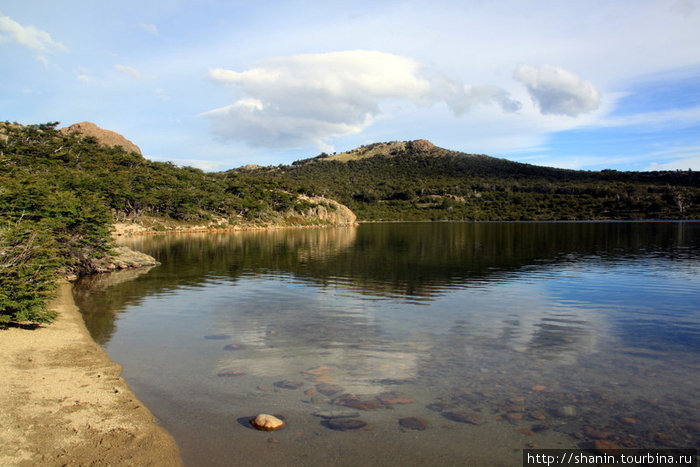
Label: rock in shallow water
xmin=204 ymin=334 xmax=230 ymax=340
xmin=325 ymin=418 xmax=368 ymax=431
xmin=333 ymin=394 xmax=382 ymax=411
xmin=377 ymin=391 xmax=416 ymax=406
xmin=316 ymin=382 xmax=344 ymax=396
xmin=223 ymin=343 xmax=246 ymax=351
xmin=557 ymin=405 xmax=577 ymax=417
xmin=217 ymin=371 xmax=246 ymax=377
xmin=399 ymin=417 xmax=429 ymax=431
xmin=274 ymin=380 xmax=304 ymax=389
xmin=250 ymin=414 xmax=285 ymax=431
xmin=442 ymin=411 xmax=486 ymax=425
xmin=313 ymin=410 xmax=360 ymax=419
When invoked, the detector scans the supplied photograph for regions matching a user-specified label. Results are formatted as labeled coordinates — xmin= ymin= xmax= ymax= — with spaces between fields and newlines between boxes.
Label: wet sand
xmin=0 ymin=282 xmax=182 ymax=467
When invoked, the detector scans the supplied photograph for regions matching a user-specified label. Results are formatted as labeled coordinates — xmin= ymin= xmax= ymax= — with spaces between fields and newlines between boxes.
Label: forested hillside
xmin=0 ymin=122 xmax=342 ymax=323
xmin=241 ymin=140 xmax=699 ymax=221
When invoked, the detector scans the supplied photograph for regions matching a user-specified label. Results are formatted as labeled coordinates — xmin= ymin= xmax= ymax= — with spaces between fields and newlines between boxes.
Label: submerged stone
xmin=313 ymin=410 xmax=360 ymax=419
xmin=426 ymin=402 xmax=455 ymax=412
xmin=223 ymin=343 xmax=246 ymax=351
xmin=557 ymin=405 xmax=577 ymax=417
xmin=302 ymin=366 xmax=332 ymax=376
xmin=204 ymin=334 xmax=230 ymax=340
xmin=217 ymin=371 xmax=246 ymax=377
xmin=316 ymin=382 xmax=344 ymax=396
xmin=333 ymin=394 xmax=382 ymax=411
xmin=250 ymin=414 xmax=285 ymax=431
xmin=325 ymin=418 xmax=368 ymax=431
xmin=399 ymin=417 xmax=429 ymax=431
xmin=377 ymin=391 xmax=416 ymax=406
xmin=274 ymin=380 xmax=304 ymax=390
xmin=442 ymin=411 xmax=486 ymax=425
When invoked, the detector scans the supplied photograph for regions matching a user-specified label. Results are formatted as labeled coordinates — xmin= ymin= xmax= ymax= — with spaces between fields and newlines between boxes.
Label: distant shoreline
xmin=112 ymin=218 xmax=700 ymax=239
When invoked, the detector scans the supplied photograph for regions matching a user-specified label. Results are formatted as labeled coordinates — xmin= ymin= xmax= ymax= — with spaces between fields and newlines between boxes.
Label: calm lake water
xmin=74 ymin=222 xmax=700 ymax=466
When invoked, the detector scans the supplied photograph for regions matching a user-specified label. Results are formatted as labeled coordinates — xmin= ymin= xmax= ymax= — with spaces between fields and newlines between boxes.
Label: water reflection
xmin=74 ymin=222 xmax=700 ymax=466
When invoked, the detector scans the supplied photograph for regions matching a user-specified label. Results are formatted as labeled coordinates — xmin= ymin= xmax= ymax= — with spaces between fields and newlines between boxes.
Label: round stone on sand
xmin=250 ymin=414 xmax=285 ymax=432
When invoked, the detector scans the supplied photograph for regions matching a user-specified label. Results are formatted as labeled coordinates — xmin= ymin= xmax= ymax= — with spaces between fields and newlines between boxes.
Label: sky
xmin=2 ymin=0 xmax=700 ymax=172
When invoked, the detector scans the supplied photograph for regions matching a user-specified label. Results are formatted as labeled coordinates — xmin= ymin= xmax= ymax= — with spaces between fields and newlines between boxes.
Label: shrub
xmin=0 ymin=220 xmax=62 ymax=323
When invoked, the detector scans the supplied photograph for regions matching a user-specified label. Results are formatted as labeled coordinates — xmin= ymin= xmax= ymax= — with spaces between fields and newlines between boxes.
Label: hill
xmin=239 ymin=140 xmax=699 ymax=221
xmin=0 ymin=122 xmax=354 ymax=323
xmin=59 ymin=121 xmax=142 ymax=155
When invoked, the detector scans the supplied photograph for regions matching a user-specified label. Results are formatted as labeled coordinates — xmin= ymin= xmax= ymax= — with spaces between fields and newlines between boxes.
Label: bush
xmin=0 ymin=220 xmax=62 ymax=323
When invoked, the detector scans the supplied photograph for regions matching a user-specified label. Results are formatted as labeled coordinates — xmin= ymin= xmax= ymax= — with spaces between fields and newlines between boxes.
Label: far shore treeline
xmin=1 ymin=122 xmax=698 ymax=324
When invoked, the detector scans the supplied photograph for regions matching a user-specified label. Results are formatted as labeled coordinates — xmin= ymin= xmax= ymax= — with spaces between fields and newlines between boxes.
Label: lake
xmin=74 ymin=222 xmax=700 ymax=466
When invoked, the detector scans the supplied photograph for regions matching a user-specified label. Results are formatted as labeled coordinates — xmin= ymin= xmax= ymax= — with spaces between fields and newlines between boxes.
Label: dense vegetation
xmin=0 ymin=122 xmax=321 ymax=323
xmin=242 ymin=141 xmax=699 ymax=221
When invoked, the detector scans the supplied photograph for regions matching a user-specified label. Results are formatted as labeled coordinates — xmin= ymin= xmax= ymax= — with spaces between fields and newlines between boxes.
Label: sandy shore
xmin=0 ymin=283 xmax=182 ymax=467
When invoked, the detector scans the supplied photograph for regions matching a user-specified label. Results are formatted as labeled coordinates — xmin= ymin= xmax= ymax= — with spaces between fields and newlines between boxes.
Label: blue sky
xmin=2 ymin=0 xmax=699 ymax=171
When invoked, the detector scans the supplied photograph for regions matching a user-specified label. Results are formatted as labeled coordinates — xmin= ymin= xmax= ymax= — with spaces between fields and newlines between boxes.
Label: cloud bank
xmin=203 ymin=50 xmax=520 ymax=150
xmin=514 ymin=64 xmax=601 ymax=117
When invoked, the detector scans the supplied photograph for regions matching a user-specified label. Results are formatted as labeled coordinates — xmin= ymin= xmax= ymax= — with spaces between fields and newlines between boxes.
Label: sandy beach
xmin=0 ymin=282 xmax=182 ymax=467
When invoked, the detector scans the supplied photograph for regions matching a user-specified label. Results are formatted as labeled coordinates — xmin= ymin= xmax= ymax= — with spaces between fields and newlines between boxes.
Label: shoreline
xmin=112 ymin=220 xmax=358 ymax=238
xmin=0 ymin=282 xmax=182 ymax=467
xmin=112 ymin=218 xmax=700 ymax=239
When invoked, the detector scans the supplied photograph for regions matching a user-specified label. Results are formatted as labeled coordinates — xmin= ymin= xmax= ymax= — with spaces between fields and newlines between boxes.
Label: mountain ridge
xmin=240 ymin=139 xmax=698 ymax=221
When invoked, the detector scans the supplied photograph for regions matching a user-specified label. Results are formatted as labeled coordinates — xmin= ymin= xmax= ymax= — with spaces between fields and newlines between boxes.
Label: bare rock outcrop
xmin=71 ymin=246 xmax=159 ymax=275
xmin=298 ymin=195 xmax=357 ymax=226
xmin=60 ymin=121 xmax=142 ymax=155
xmin=407 ymin=139 xmax=435 ymax=152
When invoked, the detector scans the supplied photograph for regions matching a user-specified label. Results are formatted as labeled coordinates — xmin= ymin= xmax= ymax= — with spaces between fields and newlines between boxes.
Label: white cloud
xmin=0 ymin=11 xmax=65 ymax=53
xmin=514 ymin=64 xmax=601 ymax=117
xmin=203 ymin=50 xmax=520 ymax=150
xmin=137 ymin=23 xmax=158 ymax=36
xmin=114 ymin=64 xmax=142 ymax=80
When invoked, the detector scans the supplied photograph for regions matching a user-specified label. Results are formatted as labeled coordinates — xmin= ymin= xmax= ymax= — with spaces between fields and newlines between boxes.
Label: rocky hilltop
xmin=60 ymin=121 xmax=142 ymax=155
xmin=306 ymin=139 xmax=438 ymax=164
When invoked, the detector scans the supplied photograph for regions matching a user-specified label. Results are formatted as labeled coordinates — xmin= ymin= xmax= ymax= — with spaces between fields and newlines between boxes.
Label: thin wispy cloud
xmin=137 ymin=23 xmax=158 ymax=36
xmin=114 ymin=64 xmax=142 ymax=80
